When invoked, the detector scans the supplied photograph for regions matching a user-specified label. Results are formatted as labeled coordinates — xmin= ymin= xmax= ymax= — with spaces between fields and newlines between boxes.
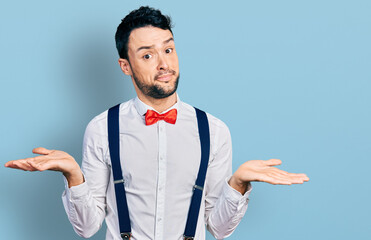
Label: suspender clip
xmin=121 ymin=232 xmax=131 ymax=239
xmin=183 ymin=235 xmax=194 ymax=240
xmin=193 ymin=184 xmax=203 ymax=191
xmin=114 ymin=179 xmax=125 ymax=184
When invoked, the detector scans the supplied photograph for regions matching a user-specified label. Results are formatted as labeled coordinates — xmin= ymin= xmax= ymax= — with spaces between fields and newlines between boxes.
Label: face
xmin=119 ymin=26 xmax=180 ymax=99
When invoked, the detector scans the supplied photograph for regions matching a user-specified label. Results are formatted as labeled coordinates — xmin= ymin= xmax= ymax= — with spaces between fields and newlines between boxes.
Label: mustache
xmin=155 ymin=70 xmax=177 ymax=80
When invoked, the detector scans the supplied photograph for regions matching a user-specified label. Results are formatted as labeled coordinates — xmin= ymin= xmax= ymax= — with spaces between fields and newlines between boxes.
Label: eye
xmin=143 ymin=54 xmax=152 ymax=60
xmin=165 ymin=48 xmax=173 ymax=54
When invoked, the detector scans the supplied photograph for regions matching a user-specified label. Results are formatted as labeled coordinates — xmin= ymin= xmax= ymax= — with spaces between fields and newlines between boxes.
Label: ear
xmin=118 ymin=58 xmax=133 ymax=76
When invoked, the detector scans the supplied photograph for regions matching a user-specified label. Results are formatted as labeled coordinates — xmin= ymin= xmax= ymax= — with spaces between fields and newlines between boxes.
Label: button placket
xmin=155 ymin=121 xmax=167 ymax=240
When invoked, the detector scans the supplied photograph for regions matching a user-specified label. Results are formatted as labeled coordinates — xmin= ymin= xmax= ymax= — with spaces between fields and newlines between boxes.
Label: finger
xmin=296 ymin=173 xmax=309 ymax=181
xmin=270 ymin=168 xmax=309 ymax=182
xmin=27 ymin=159 xmax=57 ymax=171
xmin=262 ymin=176 xmax=292 ymax=185
xmin=5 ymin=160 xmax=24 ymax=168
xmin=32 ymin=147 xmax=53 ymax=155
xmin=25 ymin=162 xmax=39 ymax=171
xmin=27 ymin=159 xmax=44 ymax=171
xmin=6 ymin=156 xmax=46 ymax=171
xmin=260 ymin=174 xmax=292 ymax=185
xmin=270 ymin=173 xmax=296 ymax=183
xmin=5 ymin=154 xmax=47 ymax=165
xmin=4 ymin=160 xmax=12 ymax=167
xmin=287 ymin=173 xmax=309 ymax=181
xmin=287 ymin=176 xmax=305 ymax=184
xmin=285 ymin=174 xmax=308 ymax=184
xmin=264 ymin=159 xmax=282 ymax=166
xmin=271 ymin=168 xmax=289 ymax=175
xmin=5 ymin=159 xmax=29 ymax=167
xmin=272 ymin=170 xmax=308 ymax=183
xmin=27 ymin=155 xmax=50 ymax=165
xmin=268 ymin=172 xmax=306 ymax=185
xmin=6 ymin=160 xmax=35 ymax=171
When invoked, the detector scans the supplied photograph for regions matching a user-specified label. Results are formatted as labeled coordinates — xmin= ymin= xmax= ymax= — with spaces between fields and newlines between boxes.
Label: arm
xmin=204 ymin=120 xmax=250 ymax=239
xmin=4 ymin=117 xmax=110 ymax=238
xmin=62 ymin=118 xmax=110 ymax=238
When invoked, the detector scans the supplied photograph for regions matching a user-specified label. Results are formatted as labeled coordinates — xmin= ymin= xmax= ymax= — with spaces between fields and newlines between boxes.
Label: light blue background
xmin=1 ymin=0 xmax=370 ymax=239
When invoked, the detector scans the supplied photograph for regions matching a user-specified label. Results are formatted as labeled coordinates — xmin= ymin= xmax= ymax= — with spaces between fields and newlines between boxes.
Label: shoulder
xmin=180 ymin=101 xmax=231 ymax=142
xmin=205 ymin=112 xmax=230 ymax=134
xmin=205 ymin=112 xmax=232 ymax=155
xmin=84 ymin=99 xmax=134 ymax=137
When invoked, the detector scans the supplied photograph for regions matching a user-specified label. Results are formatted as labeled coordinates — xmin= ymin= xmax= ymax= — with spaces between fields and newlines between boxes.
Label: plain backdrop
xmin=1 ymin=0 xmax=370 ymax=239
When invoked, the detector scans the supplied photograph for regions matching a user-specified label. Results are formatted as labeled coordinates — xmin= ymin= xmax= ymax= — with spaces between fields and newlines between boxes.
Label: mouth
xmin=156 ymin=73 xmax=173 ymax=82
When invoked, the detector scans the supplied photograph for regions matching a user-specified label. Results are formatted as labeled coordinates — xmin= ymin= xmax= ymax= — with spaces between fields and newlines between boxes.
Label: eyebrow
xmin=136 ymin=37 xmax=174 ymax=53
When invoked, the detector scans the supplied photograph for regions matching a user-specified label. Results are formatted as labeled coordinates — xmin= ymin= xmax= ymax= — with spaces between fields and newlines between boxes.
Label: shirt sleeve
xmin=61 ymin=114 xmax=110 ymax=238
xmin=204 ymin=117 xmax=252 ymax=239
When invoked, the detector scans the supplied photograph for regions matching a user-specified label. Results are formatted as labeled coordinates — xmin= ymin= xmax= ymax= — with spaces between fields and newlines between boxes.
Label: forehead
xmin=128 ymin=26 xmax=174 ymax=50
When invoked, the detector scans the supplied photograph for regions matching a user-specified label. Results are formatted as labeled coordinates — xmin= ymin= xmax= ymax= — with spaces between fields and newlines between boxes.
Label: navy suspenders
xmin=108 ymin=104 xmax=132 ymax=240
xmin=183 ymin=108 xmax=210 ymax=240
xmin=107 ymin=104 xmax=210 ymax=240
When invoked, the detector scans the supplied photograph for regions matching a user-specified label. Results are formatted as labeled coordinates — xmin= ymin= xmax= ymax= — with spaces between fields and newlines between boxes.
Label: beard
xmin=132 ymin=70 xmax=180 ymax=99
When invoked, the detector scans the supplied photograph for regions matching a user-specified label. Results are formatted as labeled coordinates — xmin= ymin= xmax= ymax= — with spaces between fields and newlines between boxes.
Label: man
xmin=5 ymin=6 xmax=309 ymax=240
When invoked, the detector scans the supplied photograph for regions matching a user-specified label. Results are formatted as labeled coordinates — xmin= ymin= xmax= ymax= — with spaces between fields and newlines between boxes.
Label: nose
xmin=157 ymin=53 xmax=169 ymax=71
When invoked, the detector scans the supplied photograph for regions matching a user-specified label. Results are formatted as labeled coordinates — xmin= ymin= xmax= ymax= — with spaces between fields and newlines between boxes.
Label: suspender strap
xmin=183 ymin=107 xmax=210 ymax=240
xmin=108 ymin=104 xmax=132 ymax=240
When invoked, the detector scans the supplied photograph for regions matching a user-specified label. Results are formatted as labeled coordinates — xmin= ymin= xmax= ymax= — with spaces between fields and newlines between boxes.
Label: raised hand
xmin=229 ymin=159 xmax=309 ymax=194
xmin=4 ymin=147 xmax=84 ymax=187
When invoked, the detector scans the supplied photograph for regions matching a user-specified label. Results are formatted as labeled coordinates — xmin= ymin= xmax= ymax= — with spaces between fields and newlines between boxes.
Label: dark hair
xmin=115 ymin=6 xmax=173 ymax=60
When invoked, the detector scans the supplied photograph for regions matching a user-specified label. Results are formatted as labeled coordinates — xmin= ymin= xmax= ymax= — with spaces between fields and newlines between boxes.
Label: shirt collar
xmin=134 ymin=93 xmax=181 ymax=117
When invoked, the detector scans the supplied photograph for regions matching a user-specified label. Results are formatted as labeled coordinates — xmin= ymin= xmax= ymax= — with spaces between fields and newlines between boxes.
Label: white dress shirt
xmin=62 ymin=95 xmax=251 ymax=240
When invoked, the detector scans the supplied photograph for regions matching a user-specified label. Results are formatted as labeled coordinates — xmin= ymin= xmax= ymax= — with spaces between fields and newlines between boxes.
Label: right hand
xmin=4 ymin=147 xmax=84 ymax=187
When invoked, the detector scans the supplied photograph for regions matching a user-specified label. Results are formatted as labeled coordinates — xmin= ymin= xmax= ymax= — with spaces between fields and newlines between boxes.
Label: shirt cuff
xmin=62 ymin=174 xmax=89 ymax=201
xmin=224 ymin=176 xmax=252 ymax=205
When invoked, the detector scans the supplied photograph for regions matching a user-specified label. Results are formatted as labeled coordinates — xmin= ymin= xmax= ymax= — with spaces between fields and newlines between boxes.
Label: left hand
xmin=229 ymin=159 xmax=309 ymax=194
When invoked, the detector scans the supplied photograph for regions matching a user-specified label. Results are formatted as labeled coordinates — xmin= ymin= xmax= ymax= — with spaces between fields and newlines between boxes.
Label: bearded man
xmin=5 ymin=6 xmax=309 ymax=240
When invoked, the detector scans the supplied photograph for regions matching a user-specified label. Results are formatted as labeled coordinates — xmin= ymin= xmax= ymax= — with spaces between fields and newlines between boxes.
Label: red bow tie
xmin=145 ymin=109 xmax=177 ymax=126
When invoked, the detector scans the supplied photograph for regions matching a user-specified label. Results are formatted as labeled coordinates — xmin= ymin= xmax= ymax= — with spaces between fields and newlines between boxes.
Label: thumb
xmin=265 ymin=159 xmax=282 ymax=166
xmin=32 ymin=147 xmax=53 ymax=155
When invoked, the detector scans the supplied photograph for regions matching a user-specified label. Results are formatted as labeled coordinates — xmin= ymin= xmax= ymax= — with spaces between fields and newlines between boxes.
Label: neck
xmin=137 ymin=92 xmax=178 ymax=113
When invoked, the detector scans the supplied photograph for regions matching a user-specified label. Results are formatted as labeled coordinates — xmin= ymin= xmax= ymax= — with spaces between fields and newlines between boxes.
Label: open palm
xmin=5 ymin=147 xmax=83 ymax=187
xmin=235 ymin=159 xmax=309 ymax=185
